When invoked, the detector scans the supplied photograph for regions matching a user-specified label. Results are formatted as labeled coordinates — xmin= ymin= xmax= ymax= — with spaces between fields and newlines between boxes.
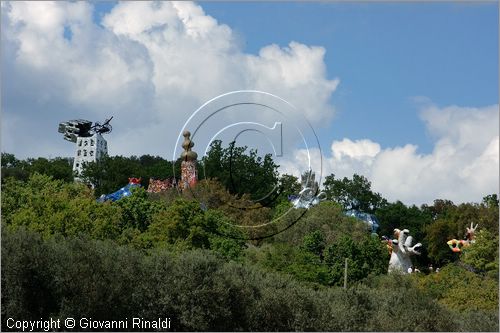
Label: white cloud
xmin=2 ymin=1 xmax=339 ymax=159
xmin=3 ymin=2 xmax=496 ymax=205
xmin=331 ymin=138 xmax=381 ymax=161
xmin=281 ymin=104 xmax=499 ymax=205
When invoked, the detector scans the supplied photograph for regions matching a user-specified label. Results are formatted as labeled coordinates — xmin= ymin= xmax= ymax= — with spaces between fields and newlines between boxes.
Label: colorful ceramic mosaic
xmin=180 ymin=130 xmax=197 ymax=189
xmin=147 ymin=178 xmax=177 ymax=193
xmin=447 ymin=223 xmax=478 ymax=253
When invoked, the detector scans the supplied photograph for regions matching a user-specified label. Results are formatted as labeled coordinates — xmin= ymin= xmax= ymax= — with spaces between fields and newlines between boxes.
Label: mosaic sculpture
xmin=291 ymin=187 xmax=327 ymax=209
xmin=97 ymin=177 xmax=141 ymax=202
xmin=382 ymin=235 xmax=394 ymax=255
xmin=447 ymin=223 xmax=478 ymax=253
xmin=388 ymin=228 xmax=422 ymax=273
xmin=180 ymin=130 xmax=197 ymax=189
xmin=289 ymin=171 xmax=326 ymax=209
xmin=344 ymin=209 xmax=380 ymax=233
xmin=147 ymin=177 xmax=177 ymax=193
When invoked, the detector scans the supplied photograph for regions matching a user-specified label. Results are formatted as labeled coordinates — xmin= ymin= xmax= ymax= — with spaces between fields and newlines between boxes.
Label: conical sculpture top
xmin=181 ymin=130 xmax=198 ymax=161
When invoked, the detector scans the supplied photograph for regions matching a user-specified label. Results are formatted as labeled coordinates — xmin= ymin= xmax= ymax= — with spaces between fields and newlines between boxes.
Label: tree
xmin=462 ymin=229 xmax=499 ymax=277
xmin=115 ymin=187 xmax=167 ymax=232
xmin=416 ymin=263 xmax=499 ymax=313
xmin=421 ymin=199 xmax=455 ymax=220
xmin=1 ymin=153 xmax=30 ymax=181
xmin=322 ymin=174 xmax=386 ymax=213
xmin=80 ymin=155 xmax=143 ymax=196
xmin=302 ymin=230 xmax=326 ymax=258
xmin=28 ymin=157 xmax=74 ymax=182
xmin=245 ymin=242 xmax=330 ymax=286
xmin=80 ymin=154 xmax=178 ymax=196
xmin=1 ymin=153 xmax=73 ymax=183
xmin=274 ymin=174 xmax=301 ymax=204
xmin=324 ymin=235 xmax=388 ymax=286
xmin=271 ymin=201 xmax=370 ymax=246
xmin=145 ymin=199 xmax=206 ymax=247
xmin=2 ymin=226 xmax=497 ymax=332
xmin=137 ymin=154 xmax=177 ymax=186
xmin=201 ymin=140 xmax=279 ymax=205
xmin=482 ymin=194 xmax=499 ymax=209
xmin=1 ymin=152 xmax=19 ymax=168
xmin=376 ymin=200 xmax=432 ymax=244
xmin=425 ymin=217 xmax=459 ymax=266
xmin=423 ymin=198 xmax=499 ymax=267
xmin=1 ymin=173 xmax=123 ymax=240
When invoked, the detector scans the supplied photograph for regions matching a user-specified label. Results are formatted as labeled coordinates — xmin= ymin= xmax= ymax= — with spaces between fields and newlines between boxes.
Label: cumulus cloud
xmin=3 ymin=2 xmax=496 ymax=205
xmin=281 ymin=104 xmax=499 ymax=205
xmin=2 ymin=1 xmax=339 ymax=159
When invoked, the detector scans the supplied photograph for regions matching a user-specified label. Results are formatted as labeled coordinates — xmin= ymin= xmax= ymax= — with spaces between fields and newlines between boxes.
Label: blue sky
xmin=2 ymin=1 xmax=498 ymax=204
xmin=199 ymin=1 xmax=498 ymax=154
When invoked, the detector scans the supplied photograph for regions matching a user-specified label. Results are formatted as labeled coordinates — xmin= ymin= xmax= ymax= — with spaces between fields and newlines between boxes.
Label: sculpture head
xmin=129 ymin=177 xmax=141 ymax=185
xmin=393 ymin=228 xmax=401 ymax=239
xmin=398 ymin=229 xmax=410 ymax=245
xmin=465 ymin=222 xmax=479 ymax=242
xmin=446 ymin=223 xmax=478 ymax=253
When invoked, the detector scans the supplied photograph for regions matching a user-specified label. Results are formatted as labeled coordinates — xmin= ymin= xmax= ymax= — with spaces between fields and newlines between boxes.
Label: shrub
xmin=415 ymin=263 xmax=499 ymax=313
xmin=1 ymin=174 xmax=123 ymax=240
xmin=2 ymin=227 xmax=498 ymax=332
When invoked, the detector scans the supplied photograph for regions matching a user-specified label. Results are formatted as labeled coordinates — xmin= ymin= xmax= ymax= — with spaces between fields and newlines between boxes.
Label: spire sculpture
xmin=180 ymin=130 xmax=198 ymax=189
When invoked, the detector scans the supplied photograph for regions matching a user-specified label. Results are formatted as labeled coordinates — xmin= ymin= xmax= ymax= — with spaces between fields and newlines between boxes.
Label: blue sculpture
xmin=344 ymin=209 xmax=380 ymax=233
xmin=289 ymin=170 xmax=326 ymax=209
xmin=290 ymin=187 xmax=327 ymax=209
xmin=97 ymin=178 xmax=141 ymax=202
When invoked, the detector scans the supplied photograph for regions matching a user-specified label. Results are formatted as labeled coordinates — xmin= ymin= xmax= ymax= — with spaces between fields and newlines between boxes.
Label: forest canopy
xmin=1 ymin=148 xmax=498 ymax=332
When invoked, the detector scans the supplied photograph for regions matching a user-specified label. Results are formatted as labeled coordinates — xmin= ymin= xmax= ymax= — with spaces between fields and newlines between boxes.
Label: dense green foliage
xmin=1 ymin=153 xmax=74 ymax=182
xmin=1 ymin=149 xmax=498 ymax=331
xmin=2 ymin=227 xmax=498 ymax=332
xmin=423 ymin=200 xmax=499 ymax=266
xmin=462 ymin=229 xmax=499 ymax=278
xmin=202 ymin=140 xmax=280 ymax=205
xmin=415 ymin=263 xmax=499 ymax=313
xmin=1 ymin=174 xmax=246 ymax=259
xmin=1 ymin=174 xmax=122 ymax=240
xmin=324 ymin=235 xmax=389 ymax=286
xmin=323 ymin=173 xmax=387 ymax=212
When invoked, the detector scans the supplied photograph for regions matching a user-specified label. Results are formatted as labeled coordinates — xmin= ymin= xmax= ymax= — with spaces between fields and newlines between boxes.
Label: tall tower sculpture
xmin=58 ymin=117 xmax=113 ymax=181
xmin=180 ymin=130 xmax=198 ymax=189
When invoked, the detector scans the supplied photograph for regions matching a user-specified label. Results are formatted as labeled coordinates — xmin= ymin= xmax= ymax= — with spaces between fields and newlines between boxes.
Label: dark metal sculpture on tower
xmin=58 ymin=116 xmax=113 ymax=142
xmin=92 ymin=116 xmax=113 ymax=135
xmin=58 ymin=116 xmax=113 ymax=180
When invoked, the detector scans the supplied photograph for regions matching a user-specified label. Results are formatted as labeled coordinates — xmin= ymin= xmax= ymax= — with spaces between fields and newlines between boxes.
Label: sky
xmin=1 ymin=1 xmax=498 ymax=205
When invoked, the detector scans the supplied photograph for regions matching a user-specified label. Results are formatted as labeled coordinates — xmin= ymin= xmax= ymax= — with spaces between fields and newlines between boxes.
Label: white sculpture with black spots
xmin=388 ymin=228 xmax=422 ymax=274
